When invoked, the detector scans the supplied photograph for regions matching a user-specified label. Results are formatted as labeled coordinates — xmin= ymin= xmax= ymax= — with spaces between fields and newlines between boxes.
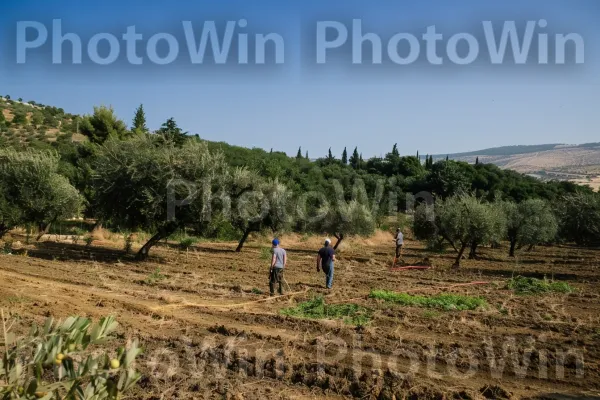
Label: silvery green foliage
xmin=503 ymin=199 xmax=557 ymax=255
xmin=93 ymin=135 xmax=227 ymax=231
xmin=0 ymin=149 xmax=83 ymax=236
xmin=413 ymin=194 xmax=507 ymax=265
xmin=555 ymin=192 xmax=600 ymax=246
xmin=0 ymin=314 xmax=142 ymax=399
xmin=93 ymin=135 xmax=228 ymax=258
xmin=225 ymin=167 xmax=294 ymax=250
xmin=314 ymin=199 xmax=376 ymax=243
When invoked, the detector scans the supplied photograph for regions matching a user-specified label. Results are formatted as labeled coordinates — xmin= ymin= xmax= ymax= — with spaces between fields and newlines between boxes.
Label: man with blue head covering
xmin=316 ymin=238 xmax=336 ymax=289
xmin=269 ymin=238 xmax=287 ymax=296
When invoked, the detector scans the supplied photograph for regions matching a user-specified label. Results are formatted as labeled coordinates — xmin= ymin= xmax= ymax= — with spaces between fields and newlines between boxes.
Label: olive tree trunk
xmin=135 ymin=223 xmax=178 ymax=261
xmin=468 ymin=241 xmax=479 ymax=259
xmin=0 ymin=224 xmax=9 ymax=239
xmin=333 ymin=233 xmax=344 ymax=250
xmin=236 ymin=229 xmax=252 ymax=252
xmin=36 ymin=222 xmax=52 ymax=241
xmin=509 ymin=239 xmax=517 ymax=257
xmin=452 ymin=242 xmax=468 ymax=268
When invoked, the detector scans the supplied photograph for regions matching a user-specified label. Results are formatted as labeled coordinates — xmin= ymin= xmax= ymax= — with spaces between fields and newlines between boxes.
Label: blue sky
xmin=1 ymin=0 xmax=599 ymax=158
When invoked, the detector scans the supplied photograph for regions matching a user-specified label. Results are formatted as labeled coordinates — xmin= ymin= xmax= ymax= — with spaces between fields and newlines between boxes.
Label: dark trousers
xmin=395 ymin=244 xmax=403 ymax=258
xmin=269 ymin=268 xmax=284 ymax=295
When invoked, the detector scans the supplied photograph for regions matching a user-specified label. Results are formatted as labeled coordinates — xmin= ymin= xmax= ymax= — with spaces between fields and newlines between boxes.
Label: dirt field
xmin=1 ymin=232 xmax=599 ymax=399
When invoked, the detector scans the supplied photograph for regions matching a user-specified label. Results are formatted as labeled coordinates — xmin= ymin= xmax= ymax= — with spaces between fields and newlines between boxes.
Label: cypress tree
xmin=132 ymin=104 xmax=148 ymax=135
xmin=349 ymin=147 xmax=360 ymax=169
xmin=305 ymin=151 xmax=309 ymax=160
xmin=342 ymin=147 xmax=348 ymax=164
xmin=296 ymin=147 xmax=302 ymax=159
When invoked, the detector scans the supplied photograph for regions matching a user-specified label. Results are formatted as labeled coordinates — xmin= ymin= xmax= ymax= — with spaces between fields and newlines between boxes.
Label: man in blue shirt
xmin=269 ymin=238 xmax=287 ymax=296
xmin=316 ymin=238 xmax=336 ymax=289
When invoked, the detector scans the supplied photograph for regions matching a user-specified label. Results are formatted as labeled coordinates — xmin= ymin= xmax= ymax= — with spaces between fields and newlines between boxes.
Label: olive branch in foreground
xmin=0 ymin=310 xmax=142 ymax=399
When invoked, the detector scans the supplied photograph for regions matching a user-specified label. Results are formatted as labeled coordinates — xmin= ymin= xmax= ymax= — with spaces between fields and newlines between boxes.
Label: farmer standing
xmin=269 ymin=238 xmax=287 ymax=296
xmin=394 ymin=228 xmax=404 ymax=259
xmin=316 ymin=238 xmax=336 ymax=289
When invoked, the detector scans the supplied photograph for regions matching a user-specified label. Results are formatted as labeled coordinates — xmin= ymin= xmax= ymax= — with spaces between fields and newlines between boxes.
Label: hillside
xmin=431 ymin=143 xmax=600 ymax=191
xmin=0 ymin=96 xmax=87 ymax=147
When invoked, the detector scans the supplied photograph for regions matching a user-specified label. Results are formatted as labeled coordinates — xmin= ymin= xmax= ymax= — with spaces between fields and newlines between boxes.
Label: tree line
xmin=411 ymin=192 xmax=598 ymax=267
xmin=0 ymin=102 xmax=598 ymax=261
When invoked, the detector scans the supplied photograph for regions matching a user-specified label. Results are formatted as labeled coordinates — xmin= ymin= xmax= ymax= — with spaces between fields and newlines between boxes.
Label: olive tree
xmin=92 ymin=135 xmax=227 ymax=260
xmin=314 ymin=200 xmax=376 ymax=249
xmin=0 ymin=148 xmax=83 ymax=239
xmin=502 ymin=199 xmax=558 ymax=256
xmin=414 ymin=194 xmax=505 ymax=267
xmin=223 ymin=168 xmax=293 ymax=252
xmin=555 ymin=193 xmax=600 ymax=246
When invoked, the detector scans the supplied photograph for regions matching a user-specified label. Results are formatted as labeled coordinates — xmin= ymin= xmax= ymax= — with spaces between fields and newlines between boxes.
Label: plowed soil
xmin=1 ymin=233 xmax=599 ymax=399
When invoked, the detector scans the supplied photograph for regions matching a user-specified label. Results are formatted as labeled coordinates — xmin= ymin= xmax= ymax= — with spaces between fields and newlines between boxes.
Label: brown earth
xmin=1 ymin=233 xmax=599 ymax=399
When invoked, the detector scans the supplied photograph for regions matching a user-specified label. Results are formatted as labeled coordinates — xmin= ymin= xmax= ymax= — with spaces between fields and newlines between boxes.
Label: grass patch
xmin=280 ymin=295 xmax=371 ymax=326
xmin=422 ymin=310 xmax=441 ymax=319
xmin=369 ymin=290 xmax=487 ymax=311
xmin=506 ymin=275 xmax=573 ymax=295
xmin=145 ymin=268 xmax=165 ymax=285
xmin=251 ymin=287 xmax=264 ymax=295
xmin=5 ymin=296 xmax=27 ymax=305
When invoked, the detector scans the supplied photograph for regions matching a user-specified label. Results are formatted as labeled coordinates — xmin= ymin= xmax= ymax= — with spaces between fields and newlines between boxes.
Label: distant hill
xmin=433 ymin=144 xmax=563 ymax=158
xmin=430 ymin=143 xmax=600 ymax=191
